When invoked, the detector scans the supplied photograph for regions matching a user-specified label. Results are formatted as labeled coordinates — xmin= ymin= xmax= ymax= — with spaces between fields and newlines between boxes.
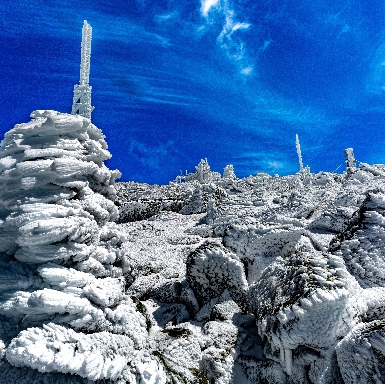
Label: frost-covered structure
xmin=296 ymin=134 xmax=304 ymax=172
xmin=344 ymin=147 xmax=356 ymax=173
xmin=0 ymin=111 xmax=160 ymax=383
xmin=176 ymin=159 xmax=222 ymax=183
xmin=72 ymin=21 xmax=94 ymax=119
xmin=223 ymin=164 xmax=236 ymax=179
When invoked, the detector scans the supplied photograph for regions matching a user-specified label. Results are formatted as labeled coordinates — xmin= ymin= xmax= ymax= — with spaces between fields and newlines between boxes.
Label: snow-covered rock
xmin=336 ymin=320 xmax=385 ymax=383
xmin=186 ymin=241 xmax=248 ymax=311
xmin=247 ymin=235 xmax=364 ymax=380
xmin=0 ymin=111 xmax=151 ymax=382
xmin=6 ymin=323 xmax=134 ymax=381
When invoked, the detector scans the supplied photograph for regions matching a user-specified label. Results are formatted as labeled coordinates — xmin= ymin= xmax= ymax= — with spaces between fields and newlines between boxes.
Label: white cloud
xmin=232 ymin=22 xmax=250 ymax=32
xmin=267 ymin=161 xmax=285 ymax=170
xmin=200 ymin=0 xmax=253 ymax=75
xmin=241 ymin=66 xmax=253 ymax=75
xmin=155 ymin=11 xmax=179 ymax=23
xmin=201 ymin=0 xmax=220 ymax=17
xmin=216 ymin=9 xmax=253 ymax=74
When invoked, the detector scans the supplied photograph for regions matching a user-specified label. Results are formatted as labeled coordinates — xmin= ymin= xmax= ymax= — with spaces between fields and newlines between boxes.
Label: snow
xmin=1 ymin=110 xmax=385 ymax=382
xmin=6 ymin=323 xmax=134 ymax=381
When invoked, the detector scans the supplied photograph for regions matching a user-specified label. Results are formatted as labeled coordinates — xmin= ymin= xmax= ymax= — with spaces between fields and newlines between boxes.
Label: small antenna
xmin=332 ymin=164 xmax=342 ymax=173
xmin=296 ymin=134 xmax=304 ymax=172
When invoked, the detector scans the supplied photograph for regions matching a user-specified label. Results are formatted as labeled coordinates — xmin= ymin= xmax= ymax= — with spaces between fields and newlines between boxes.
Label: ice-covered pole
xmin=80 ymin=20 xmax=92 ymax=86
xmin=71 ymin=20 xmax=94 ymax=119
xmin=296 ymin=134 xmax=303 ymax=172
xmin=344 ymin=148 xmax=356 ymax=174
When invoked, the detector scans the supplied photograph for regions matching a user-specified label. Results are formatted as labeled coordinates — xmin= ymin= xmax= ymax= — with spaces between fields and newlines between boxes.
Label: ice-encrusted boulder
xmin=248 ymin=236 xmax=364 ymax=379
xmin=0 ymin=111 xmax=153 ymax=382
xmin=224 ymin=222 xmax=304 ymax=284
xmin=186 ymin=241 xmax=248 ymax=311
xmin=336 ymin=320 xmax=385 ymax=383
xmin=335 ymin=191 xmax=385 ymax=288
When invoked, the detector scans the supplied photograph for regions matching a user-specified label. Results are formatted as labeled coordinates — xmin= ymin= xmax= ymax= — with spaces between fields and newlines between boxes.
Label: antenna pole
xmin=71 ymin=20 xmax=94 ymax=119
xmin=296 ymin=134 xmax=304 ymax=172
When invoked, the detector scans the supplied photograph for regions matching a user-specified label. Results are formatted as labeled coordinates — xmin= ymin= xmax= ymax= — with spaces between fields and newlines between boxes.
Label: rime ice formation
xmin=223 ymin=164 xmax=236 ymax=179
xmin=2 ymin=114 xmax=385 ymax=384
xmin=175 ymin=159 xmax=222 ymax=184
xmin=186 ymin=241 xmax=248 ymax=311
xmin=112 ymin=161 xmax=385 ymax=383
xmin=72 ymin=21 xmax=94 ymax=119
xmin=344 ymin=147 xmax=356 ymax=173
xmin=0 ymin=111 xmax=157 ymax=383
xmin=296 ymin=134 xmax=304 ymax=172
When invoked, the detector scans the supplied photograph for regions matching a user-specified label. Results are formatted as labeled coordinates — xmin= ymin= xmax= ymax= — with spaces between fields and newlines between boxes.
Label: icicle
xmin=257 ymin=324 xmax=266 ymax=341
xmin=296 ymin=134 xmax=304 ymax=172
xmin=280 ymin=347 xmax=285 ymax=363
xmin=285 ymin=348 xmax=292 ymax=375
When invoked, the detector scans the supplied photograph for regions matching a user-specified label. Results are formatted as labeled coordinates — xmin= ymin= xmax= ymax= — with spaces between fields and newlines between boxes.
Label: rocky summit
xmin=1 ymin=111 xmax=385 ymax=383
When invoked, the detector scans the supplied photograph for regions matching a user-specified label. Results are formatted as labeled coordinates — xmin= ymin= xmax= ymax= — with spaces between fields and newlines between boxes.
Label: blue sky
xmin=1 ymin=0 xmax=385 ymax=184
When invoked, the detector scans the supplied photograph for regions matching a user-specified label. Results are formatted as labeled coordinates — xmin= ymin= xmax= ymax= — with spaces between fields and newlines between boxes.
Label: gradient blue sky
xmin=1 ymin=0 xmax=385 ymax=184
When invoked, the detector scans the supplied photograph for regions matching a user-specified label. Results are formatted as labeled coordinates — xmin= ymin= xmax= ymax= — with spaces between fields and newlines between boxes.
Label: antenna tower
xmin=296 ymin=134 xmax=304 ymax=172
xmin=71 ymin=20 xmax=94 ymax=119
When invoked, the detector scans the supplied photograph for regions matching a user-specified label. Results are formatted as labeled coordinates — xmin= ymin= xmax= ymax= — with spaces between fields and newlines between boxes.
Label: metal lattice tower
xmin=71 ymin=20 xmax=94 ymax=119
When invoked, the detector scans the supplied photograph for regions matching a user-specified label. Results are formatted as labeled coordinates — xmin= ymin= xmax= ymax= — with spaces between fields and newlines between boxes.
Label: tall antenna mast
xmin=71 ymin=20 xmax=94 ymax=119
xmin=296 ymin=134 xmax=304 ymax=172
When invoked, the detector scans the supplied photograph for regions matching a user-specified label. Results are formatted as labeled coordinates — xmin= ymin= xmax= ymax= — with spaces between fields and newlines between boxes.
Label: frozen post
xmin=71 ymin=20 xmax=94 ymax=119
xmin=344 ymin=148 xmax=356 ymax=173
xmin=296 ymin=134 xmax=304 ymax=172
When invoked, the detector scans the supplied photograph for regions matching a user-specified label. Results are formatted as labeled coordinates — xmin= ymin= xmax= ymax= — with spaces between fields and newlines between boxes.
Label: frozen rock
xmin=186 ymin=241 xmax=248 ymax=311
xmin=224 ymin=223 xmax=303 ymax=283
xmin=336 ymin=192 xmax=385 ymax=288
xmin=6 ymin=323 xmax=134 ymax=381
xmin=336 ymin=320 xmax=385 ymax=383
xmin=201 ymin=320 xmax=238 ymax=383
xmin=150 ymin=323 xmax=206 ymax=383
xmin=248 ymin=237 xmax=363 ymax=378
xmin=0 ymin=111 xmax=146 ymax=383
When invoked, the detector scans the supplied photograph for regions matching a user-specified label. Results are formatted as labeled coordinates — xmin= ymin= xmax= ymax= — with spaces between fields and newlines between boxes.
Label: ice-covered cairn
xmin=0 ymin=111 xmax=152 ymax=382
xmin=222 ymin=164 xmax=236 ymax=179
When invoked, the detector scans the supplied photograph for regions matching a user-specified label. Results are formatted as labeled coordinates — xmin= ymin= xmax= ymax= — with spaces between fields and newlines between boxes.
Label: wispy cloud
xmin=200 ymin=0 xmax=253 ymax=75
xmin=233 ymin=150 xmax=297 ymax=176
xmin=154 ymin=11 xmax=180 ymax=23
xmin=201 ymin=0 xmax=220 ymax=17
